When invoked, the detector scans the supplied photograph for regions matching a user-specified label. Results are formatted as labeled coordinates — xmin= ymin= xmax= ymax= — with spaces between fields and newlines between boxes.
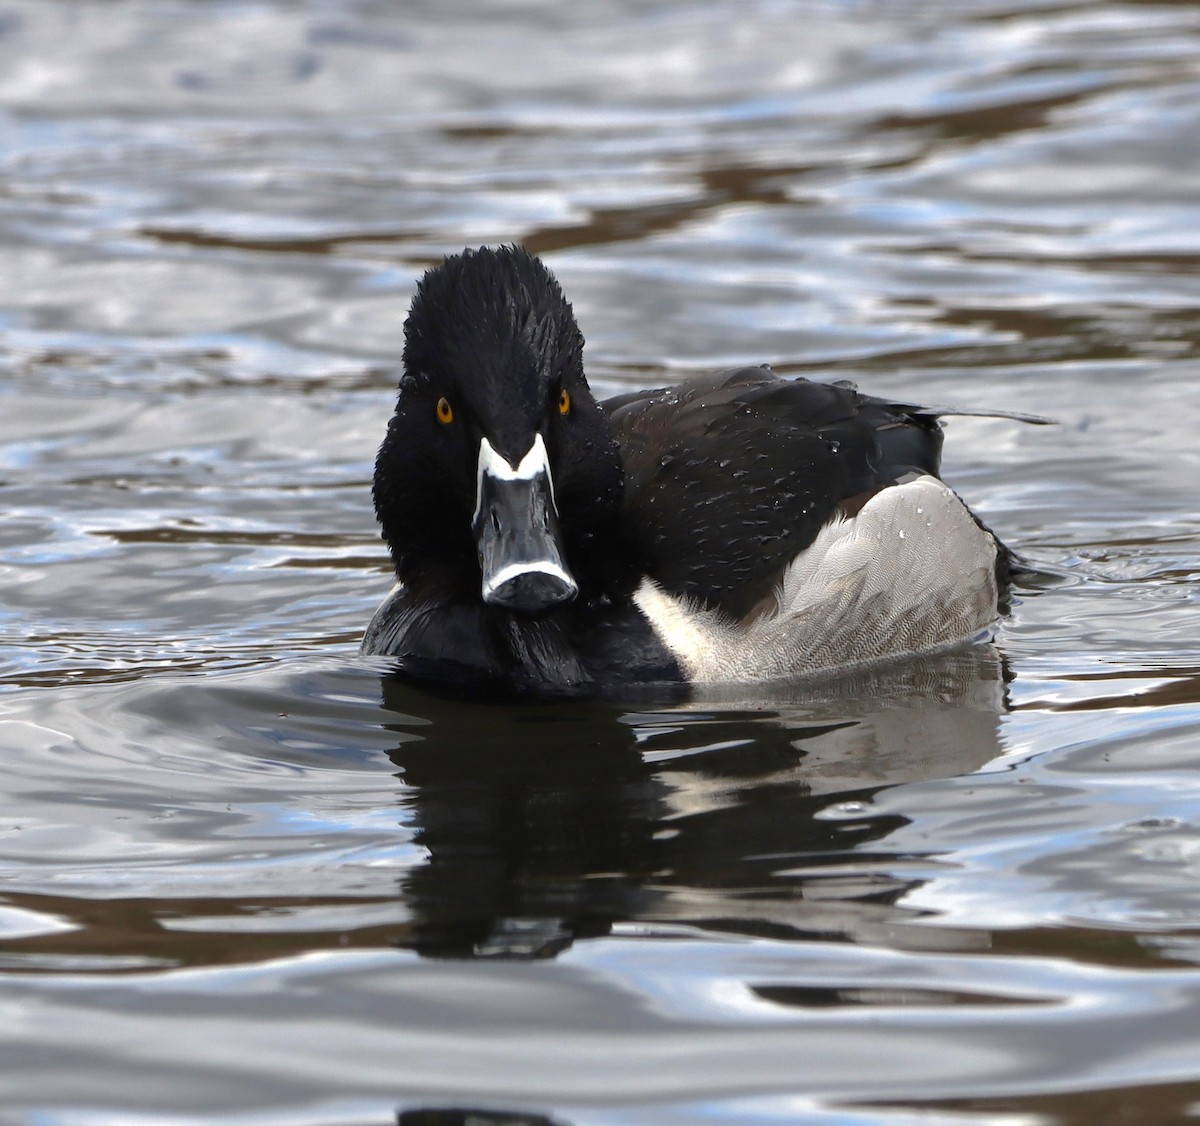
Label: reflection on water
xmin=1 ymin=0 xmax=1199 ymax=1122
xmin=0 ymin=649 xmax=1006 ymax=972
xmin=398 ymin=1112 xmax=567 ymax=1126
xmin=383 ymin=648 xmax=1005 ymax=960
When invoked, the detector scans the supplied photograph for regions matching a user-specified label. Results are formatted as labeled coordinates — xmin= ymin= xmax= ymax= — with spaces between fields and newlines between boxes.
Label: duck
xmin=362 ymin=245 xmax=1042 ymax=697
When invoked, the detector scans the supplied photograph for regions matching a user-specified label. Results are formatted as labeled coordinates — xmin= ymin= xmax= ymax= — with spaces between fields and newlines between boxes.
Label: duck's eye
xmin=436 ymin=397 xmax=454 ymax=425
xmin=558 ymin=388 xmax=571 ymax=416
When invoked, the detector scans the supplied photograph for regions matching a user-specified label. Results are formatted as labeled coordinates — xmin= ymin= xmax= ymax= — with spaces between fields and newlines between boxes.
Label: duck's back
xmin=604 ymin=366 xmax=946 ymax=619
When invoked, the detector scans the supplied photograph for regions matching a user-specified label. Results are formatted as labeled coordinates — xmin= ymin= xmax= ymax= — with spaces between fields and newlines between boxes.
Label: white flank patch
xmin=634 ymin=475 xmax=1000 ymax=684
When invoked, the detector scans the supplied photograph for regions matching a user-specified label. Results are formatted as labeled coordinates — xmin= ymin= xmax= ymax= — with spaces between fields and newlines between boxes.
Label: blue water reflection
xmin=1 ymin=0 xmax=1200 ymax=1121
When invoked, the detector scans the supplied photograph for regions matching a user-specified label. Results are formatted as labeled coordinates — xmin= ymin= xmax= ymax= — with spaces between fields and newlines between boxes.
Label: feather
xmin=634 ymin=476 xmax=998 ymax=683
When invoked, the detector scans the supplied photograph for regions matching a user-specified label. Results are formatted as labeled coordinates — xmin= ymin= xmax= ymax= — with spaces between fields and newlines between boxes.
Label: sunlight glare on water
xmin=1 ymin=2 xmax=1199 ymax=1123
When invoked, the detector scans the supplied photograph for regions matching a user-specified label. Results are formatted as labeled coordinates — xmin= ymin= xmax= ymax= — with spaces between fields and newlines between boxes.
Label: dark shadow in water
xmin=398 ymin=1109 xmax=567 ymax=1126
xmin=381 ymin=646 xmax=1009 ymax=960
xmin=865 ymin=1077 xmax=1200 ymax=1126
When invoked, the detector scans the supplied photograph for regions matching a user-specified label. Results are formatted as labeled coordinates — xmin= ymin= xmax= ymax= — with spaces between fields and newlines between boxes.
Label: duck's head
xmin=373 ymin=246 xmax=626 ymax=614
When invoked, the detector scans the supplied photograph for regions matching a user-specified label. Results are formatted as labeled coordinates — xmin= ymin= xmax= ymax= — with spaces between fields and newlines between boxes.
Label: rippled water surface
xmin=2 ymin=2 xmax=1200 ymax=1123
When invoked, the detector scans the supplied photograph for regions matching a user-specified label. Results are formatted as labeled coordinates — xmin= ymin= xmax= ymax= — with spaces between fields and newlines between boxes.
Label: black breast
xmin=604 ymin=366 xmax=944 ymax=619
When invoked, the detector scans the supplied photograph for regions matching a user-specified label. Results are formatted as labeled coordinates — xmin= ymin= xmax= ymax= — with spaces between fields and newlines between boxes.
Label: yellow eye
xmin=558 ymin=388 xmax=571 ymax=416
xmin=436 ymin=397 xmax=454 ymax=425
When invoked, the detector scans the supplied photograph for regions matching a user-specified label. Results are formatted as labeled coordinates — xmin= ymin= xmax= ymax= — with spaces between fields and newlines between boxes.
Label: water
xmin=1 ymin=1 xmax=1199 ymax=1122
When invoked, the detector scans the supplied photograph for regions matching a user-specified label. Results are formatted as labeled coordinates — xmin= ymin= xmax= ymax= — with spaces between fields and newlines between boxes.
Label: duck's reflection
xmin=381 ymin=647 xmax=1008 ymax=959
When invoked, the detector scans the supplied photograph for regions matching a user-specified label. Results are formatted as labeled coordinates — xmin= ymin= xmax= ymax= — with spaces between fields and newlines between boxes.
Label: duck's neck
xmin=377 ymin=581 xmax=588 ymax=694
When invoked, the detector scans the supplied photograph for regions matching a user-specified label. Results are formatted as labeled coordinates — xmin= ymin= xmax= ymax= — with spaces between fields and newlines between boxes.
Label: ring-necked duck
xmin=363 ymin=245 xmax=1044 ymax=696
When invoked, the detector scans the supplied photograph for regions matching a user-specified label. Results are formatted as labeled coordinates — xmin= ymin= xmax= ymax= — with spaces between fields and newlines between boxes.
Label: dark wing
xmin=604 ymin=366 xmax=947 ymax=619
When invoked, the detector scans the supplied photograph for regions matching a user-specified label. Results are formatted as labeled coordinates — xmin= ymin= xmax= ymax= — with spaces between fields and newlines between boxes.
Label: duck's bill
xmin=473 ymin=435 xmax=578 ymax=613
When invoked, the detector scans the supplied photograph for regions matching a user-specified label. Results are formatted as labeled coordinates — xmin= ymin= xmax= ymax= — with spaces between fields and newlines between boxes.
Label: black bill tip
xmin=483 ymin=564 xmax=578 ymax=613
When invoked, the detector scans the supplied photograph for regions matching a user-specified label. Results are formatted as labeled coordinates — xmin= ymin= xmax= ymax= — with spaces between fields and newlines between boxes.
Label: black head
xmin=373 ymin=246 xmax=628 ymax=611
